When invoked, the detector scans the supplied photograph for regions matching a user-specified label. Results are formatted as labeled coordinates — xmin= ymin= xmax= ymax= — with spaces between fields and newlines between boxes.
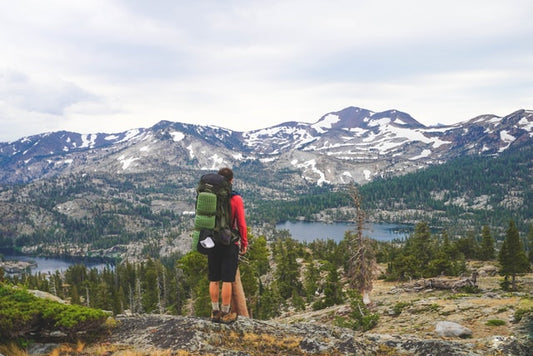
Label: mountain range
xmin=0 ymin=106 xmax=532 ymax=258
xmin=1 ymin=106 xmax=532 ymax=185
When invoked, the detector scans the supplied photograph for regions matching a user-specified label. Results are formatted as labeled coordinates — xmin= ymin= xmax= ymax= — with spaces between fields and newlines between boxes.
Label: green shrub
xmin=458 ymin=285 xmax=480 ymax=294
xmin=335 ymin=290 xmax=379 ymax=331
xmin=513 ymin=307 xmax=533 ymax=323
xmin=0 ymin=283 xmax=107 ymax=341
xmin=486 ymin=319 xmax=506 ymax=326
xmin=392 ymin=301 xmax=412 ymax=316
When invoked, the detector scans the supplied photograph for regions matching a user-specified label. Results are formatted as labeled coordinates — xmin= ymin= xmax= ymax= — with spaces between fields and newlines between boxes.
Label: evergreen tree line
xmin=250 ymin=186 xmax=349 ymax=225
xmin=2 ymin=146 xmax=530 ymax=257
xmin=381 ymin=221 xmax=532 ymax=285
xmin=5 ymin=220 xmax=532 ymax=320
xmin=359 ymin=144 xmax=533 ymax=232
xmin=248 ymin=144 xmax=532 ymax=234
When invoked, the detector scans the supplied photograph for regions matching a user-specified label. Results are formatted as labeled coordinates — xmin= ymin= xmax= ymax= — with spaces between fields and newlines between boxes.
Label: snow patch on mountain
xmin=171 ymin=131 xmax=185 ymax=142
xmin=346 ymin=127 xmax=367 ymax=135
xmin=80 ymin=134 xmax=97 ymax=149
xmin=244 ymin=126 xmax=316 ymax=149
xmin=260 ymin=156 xmax=277 ymax=163
xmin=312 ymin=114 xmax=340 ymax=133
xmin=293 ymin=159 xmax=329 ymax=186
xmin=500 ymin=130 xmax=515 ymax=143
xmin=518 ymin=117 xmax=533 ymax=134
xmin=118 ymin=129 xmax=142 ymax=143
xmin=410 ymin=149 xmax=432 ymax=160
xmin=368 ymin=117 xmax=392 ymax=127
xmin=118 ymin=155 xmax=139 ymax=170
xmin=395 ymin=118 xmax=408 ymax=125
xmin=203 ymin=154 xmax=224 ymax=170
xmin=499 ymin=130 xmax=516 ymax=152
xmin=187 ymin=144 xmax=195 ymax=159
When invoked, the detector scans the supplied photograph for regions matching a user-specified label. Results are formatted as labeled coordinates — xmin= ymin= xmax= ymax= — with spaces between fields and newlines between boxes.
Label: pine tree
xmin=273 ymin=237 xmax=301 ymax=300
xmin=479 ymin=225 xmax=495 ymax=260
xmin=498 ymin=220 xmax=529 ymax=290
xmin=323 ymin=263 xmax=344 ymax=307
xmin=527 ymin=224 xmax=533 ymax=265
xmin=406 ymin=221 xmax=435 ymax=277
xmin=70 ymin=285 xmax=80 ymax=305
xmin=141 ymin=259 xmax=159 ymax=313
xmin=303 ymin=261 xmax=320 ymax=302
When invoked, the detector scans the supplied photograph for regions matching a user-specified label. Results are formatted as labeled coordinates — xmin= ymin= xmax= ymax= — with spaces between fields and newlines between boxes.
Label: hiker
xmin=209 ymin=167 xmax=248 ymax=323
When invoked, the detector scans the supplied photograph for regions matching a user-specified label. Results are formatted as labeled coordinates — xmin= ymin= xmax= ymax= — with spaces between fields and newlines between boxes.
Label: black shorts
xmin=207 ymin=243 xmax=239 ymax=282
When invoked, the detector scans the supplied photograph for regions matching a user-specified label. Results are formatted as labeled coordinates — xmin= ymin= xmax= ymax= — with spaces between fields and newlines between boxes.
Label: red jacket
xmin=230 ymin=193 xmax=248 ymax=249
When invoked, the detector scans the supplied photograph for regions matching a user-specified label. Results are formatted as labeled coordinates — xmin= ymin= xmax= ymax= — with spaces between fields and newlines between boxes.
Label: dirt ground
xmin=275 ymin=264 xmax=532 ymax=343
xmin=367 ymin=271 xmax=533 ymax=340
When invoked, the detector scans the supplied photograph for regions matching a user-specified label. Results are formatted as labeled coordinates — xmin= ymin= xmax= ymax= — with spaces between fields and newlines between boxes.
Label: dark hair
xmin=218 ymin=167 xmax=234 ymax=181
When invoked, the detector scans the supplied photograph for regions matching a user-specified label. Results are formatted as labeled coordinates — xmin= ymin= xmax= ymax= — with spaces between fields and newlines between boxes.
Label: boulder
xmin=435 ymin=321 xmax=472 ymax=338
xmin=477 ymin=265 xmax=499 ymax=277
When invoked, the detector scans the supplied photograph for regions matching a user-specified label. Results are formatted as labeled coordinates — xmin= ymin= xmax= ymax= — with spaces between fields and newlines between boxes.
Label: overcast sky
xmin=1 ymin=0 xmax=532 ymax=142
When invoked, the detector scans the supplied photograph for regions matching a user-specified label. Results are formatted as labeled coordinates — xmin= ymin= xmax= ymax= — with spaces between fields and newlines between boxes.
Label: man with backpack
xmin=207 ymin=167 xmax=248 ymax=323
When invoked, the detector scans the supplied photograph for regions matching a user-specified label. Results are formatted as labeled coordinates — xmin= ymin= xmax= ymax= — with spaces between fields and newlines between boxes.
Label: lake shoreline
xmin=275 ymin=221 xmax=413 ymax=242
xmin=0 ymin=248 xmax=115 ymax=275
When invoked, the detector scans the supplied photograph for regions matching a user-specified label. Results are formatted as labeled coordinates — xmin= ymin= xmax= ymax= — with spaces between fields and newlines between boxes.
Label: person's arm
xmin=232 ymin=195 xmax=248 ymax=253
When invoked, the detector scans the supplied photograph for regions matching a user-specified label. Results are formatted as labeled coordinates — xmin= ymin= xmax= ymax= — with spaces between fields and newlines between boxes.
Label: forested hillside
xmin=252 ymin=142 xmax=532 ymax=236
xmin=0 ymin=140 xmax=531 ymax=260
xmin=360 ymin=142 xmax=532 ymax=234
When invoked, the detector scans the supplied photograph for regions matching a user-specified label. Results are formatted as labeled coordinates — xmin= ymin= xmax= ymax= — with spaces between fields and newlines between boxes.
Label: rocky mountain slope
xmin=1 ymin=107 xmax=532 ymax=185
xmin=1 ymin=106 xmax=531 ymax=260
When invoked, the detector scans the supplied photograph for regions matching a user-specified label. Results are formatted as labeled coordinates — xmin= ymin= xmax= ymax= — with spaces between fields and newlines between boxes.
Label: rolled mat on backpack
xmin=196 ymin=192 xmax=217 ymax=215
xmin=194 ymin=214 xmax=215 ymax=230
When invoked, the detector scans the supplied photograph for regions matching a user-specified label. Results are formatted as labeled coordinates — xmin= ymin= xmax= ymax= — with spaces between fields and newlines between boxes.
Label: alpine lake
xmin=0 ymin=222 xmax=410 ymax=275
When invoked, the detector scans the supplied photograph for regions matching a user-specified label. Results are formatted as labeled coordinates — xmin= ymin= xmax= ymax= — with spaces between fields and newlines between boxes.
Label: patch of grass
xmin=0 ymin=343 xmax=27 ymax=356
xmin=391 ymin=301 xmax=412 ymax=316
xmin=485 ymin=319 xmax=506 ymax=326
xmin=236 ymin=331 xmax=302 ymax=354
xmin=496 ymin=306 xmax=510 ymax=313
xmin=458 ymin=285 xmax=481 ymax=294
xmin=445 ymin=293 xmax=470 ymax=300
xmin=410 ymin=303 xmax=441 ymax=314
xmin=513 ymin=307 xmax=533 ymax=323
xmin=375 ymin=344 xmax=398 ymax=355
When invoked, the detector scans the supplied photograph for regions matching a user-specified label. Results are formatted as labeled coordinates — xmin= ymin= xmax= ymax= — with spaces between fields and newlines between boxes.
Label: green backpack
xmin=192 ymin=173 xmax=238 ymax=253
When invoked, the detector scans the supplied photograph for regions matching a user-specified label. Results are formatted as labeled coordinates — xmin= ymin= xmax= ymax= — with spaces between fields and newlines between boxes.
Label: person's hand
xmin=240 ymin=245 xmax=247 ymax=254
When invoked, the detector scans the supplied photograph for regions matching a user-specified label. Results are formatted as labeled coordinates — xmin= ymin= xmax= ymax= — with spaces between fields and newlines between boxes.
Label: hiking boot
xmin=220 ymin=310 xmax=237 ymax=324
xmin=210 ymin=309 xmax=221 ymax=323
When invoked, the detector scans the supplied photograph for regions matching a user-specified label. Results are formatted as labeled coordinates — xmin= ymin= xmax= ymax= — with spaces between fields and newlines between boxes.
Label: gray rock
xmin=27 ymin=343 xmax=60 ymax=356
xmin=435 ymin=321 xmax=473 ymax=338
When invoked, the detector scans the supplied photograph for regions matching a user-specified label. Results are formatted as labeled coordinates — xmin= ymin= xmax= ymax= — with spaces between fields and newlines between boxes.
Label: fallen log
xmin=391 ymin=272 xmax=478 ymax=293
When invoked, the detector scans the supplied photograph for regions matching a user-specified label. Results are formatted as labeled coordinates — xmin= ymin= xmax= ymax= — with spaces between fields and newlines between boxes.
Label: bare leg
xmin=221 ymin=281 xmax=232 ymax=306
xmin=209 ymin=281 xmax=220 ymax=303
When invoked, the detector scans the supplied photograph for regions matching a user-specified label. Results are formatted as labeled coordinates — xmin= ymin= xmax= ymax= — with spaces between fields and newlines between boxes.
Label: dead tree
xmin=347 ymin=185 xmax=375 ymax=305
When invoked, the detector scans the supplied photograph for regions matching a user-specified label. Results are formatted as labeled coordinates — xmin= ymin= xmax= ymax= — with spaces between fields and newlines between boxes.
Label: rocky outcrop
xmin=0 ymin=260 xmax=36 ymax=274
xmin=435 ymin=321 xmax=472 ymax=338
xmin=104 ymin=314 xmax=531 ymax=355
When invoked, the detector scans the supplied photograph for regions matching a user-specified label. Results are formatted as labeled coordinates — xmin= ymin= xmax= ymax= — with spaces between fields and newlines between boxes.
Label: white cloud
xmin=0 ymin=0 xmax=532 ymax=141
